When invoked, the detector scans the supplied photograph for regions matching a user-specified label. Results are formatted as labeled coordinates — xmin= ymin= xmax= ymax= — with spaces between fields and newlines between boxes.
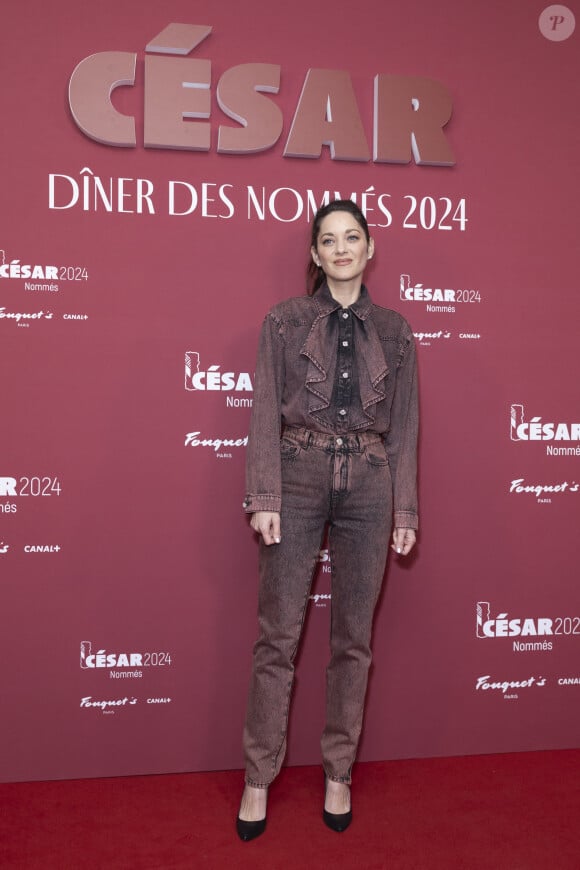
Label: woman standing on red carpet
xmin=237 ymin=199 xmax=418 ymax=840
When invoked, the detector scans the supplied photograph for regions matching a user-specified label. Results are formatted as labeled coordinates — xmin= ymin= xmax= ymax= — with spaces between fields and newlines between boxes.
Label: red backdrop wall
xmin=1 ymin=0 xmax=579 ymax=783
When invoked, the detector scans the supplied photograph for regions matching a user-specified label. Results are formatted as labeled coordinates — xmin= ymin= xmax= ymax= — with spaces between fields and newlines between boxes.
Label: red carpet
xmin=1 ymin=751 xmax=579 ymax=869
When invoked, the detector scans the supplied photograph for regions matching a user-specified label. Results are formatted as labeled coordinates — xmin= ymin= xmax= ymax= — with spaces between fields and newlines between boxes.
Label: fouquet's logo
xmin=184 ymin=431 xmax=249 ymax=451
xmin=509 ymin=478 xmax=579 ymax=500
xmin=475 ymin=675 xmax=547 ymax=694
xmin=310 ymin=592 xmax=331 ymax=606
xmin=0 ymin=307 xmax=54 ymax=324
xmin=68 ymin=23 xmax=455 ymax=165
xmin=413 ymin=330 xmax=452 ymax=345
xmin=80 ymin=696 xmax=138 ymax=712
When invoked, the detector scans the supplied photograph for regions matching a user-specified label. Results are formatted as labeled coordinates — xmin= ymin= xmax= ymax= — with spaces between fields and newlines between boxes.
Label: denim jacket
xmin=243 ymin=284 xmax=419 ymax=530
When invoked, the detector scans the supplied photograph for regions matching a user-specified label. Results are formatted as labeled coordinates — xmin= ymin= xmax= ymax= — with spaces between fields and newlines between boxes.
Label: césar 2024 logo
xmin=185 ymin=351 xmax=253 ymax=409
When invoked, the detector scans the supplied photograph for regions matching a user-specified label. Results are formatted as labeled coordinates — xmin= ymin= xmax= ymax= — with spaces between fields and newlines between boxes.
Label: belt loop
xmin=307 ymin=431 xmax=313 ymax=449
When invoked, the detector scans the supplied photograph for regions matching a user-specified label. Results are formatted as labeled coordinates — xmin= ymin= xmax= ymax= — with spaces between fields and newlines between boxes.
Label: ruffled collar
xmin=300 ymin=283 xmax=389 ymax=423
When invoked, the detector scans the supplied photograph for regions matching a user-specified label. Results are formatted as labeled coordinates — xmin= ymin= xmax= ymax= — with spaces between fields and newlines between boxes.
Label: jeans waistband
xmin=283 ymin=425 xmax=383 ymax=452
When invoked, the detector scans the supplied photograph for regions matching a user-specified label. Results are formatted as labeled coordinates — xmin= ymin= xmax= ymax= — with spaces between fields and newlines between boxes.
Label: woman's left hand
xmin=391 ymin=528 xmax=416 ymax=556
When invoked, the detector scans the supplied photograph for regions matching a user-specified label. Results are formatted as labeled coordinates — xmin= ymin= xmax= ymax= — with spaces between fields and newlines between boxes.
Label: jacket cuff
xmin=243 ymin=494 xmax=282 ymax=513
xmin=394 ymin=510 xmax=418 ymax=531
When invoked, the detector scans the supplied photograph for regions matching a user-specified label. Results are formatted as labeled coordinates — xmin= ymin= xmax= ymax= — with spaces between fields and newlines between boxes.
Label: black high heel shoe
xmin=236 ymin=786 xmax=267 ymax=842
xmin=236 ymin=815 xmax=267 ymax=842
xmin=323 ymin=776 xmax=352 ymax=833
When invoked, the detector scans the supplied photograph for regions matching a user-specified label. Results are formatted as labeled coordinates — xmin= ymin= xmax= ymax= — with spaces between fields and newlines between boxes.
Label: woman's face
xmin=311 ymin=211 xmax=374 ymax=288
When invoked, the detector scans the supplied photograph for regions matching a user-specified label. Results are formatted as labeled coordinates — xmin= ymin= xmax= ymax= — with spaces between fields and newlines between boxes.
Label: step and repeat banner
xmin=2 ymin=0 xmax=579 ymax=782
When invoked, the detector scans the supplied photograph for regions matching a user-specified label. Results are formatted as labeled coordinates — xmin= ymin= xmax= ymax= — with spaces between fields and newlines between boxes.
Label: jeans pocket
xmin=363 ymin=442 xmax=389 ymax=467
xmin=280 ymin=437 xmax=301 ymax=461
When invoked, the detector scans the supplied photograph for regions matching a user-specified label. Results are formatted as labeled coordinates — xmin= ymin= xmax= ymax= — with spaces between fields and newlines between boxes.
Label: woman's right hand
xmin=250 ymin=511 xmax=281 ymax=546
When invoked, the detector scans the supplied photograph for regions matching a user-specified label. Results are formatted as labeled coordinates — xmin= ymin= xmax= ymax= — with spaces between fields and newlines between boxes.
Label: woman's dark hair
xmin=306 ymin=199 xmax=371 ymax=295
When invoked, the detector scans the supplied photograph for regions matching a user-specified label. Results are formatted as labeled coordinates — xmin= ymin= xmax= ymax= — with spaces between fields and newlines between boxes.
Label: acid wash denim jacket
xmin=243 ymin=283 xmax=419 ymax=531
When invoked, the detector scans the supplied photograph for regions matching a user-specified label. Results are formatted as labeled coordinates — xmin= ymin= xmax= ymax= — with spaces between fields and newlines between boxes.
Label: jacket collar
xmin=312 ymin=282 xmax=373 ymax=321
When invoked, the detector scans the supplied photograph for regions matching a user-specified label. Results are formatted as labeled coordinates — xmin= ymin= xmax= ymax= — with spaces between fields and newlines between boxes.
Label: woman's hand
xmin=391 ymin=528 xmax=416 ymax=556
xmin=250 ymin=511 xmax=281 ymax=546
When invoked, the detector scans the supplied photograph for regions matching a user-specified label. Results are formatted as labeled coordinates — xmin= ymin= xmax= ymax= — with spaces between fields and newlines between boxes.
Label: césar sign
xmin=69 ymin=22 xmax=455 ymax=166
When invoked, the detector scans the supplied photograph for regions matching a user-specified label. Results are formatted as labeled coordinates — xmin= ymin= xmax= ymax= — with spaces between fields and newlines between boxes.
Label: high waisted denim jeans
xmin=243 ymin=426 xmax=392 ymax=787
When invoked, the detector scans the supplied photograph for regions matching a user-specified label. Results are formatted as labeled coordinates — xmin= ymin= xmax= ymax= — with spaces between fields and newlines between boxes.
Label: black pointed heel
xmin=323 ymin=807 xmax=352 ymax=832
xmin=323 ymin=776 xmax=352 ymax=833
xmin=236 ymin=815 xmax=267 ymax=841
